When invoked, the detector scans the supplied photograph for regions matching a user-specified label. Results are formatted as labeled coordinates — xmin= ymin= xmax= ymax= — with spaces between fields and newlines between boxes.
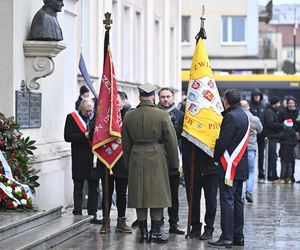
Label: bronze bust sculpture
xmin=29 ymin=0 xmax=64 ymax=41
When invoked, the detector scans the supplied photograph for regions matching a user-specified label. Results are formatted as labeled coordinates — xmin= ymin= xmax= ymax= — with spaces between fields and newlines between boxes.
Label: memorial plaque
xmin=16 ymin=91 xmax=30 ymax=128
xmin=15 ymin=91 xmax=42 ymax=128
xmin=29 ymin=93 xmax=42 ymax=128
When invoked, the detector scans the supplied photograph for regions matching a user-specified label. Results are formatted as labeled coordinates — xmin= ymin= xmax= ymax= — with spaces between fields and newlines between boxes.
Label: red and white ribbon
xmin=220 ymin=118 xmax=250 ymax=187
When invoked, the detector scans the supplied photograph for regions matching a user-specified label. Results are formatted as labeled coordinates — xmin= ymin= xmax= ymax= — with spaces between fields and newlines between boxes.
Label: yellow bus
xmin=181 ymin=73 xmax=300 ymax=101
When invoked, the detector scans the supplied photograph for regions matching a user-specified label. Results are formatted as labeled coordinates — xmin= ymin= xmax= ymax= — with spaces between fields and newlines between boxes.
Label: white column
xmin=164 ymin=0 xmax=170 ymax=86
xmin=0 ymin=0 xmax=14 ymax=115
xmin=145 ymin=0 xmax=154 ymax=84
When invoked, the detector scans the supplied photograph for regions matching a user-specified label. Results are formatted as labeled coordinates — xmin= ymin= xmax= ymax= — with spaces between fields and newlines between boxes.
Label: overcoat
xmin=214 ymin=103 xmax=249 ymax=181
xmin=121 ymin=100 xmax=179 ymax=208
xmin=64 ymin=112 xmax=101 ymax=180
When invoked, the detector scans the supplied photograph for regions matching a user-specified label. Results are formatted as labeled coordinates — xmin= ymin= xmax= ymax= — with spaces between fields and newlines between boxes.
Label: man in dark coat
xmin=157 ymin=87 xmax=185 ymax=235
xmin=64 ymin=98 xmax=101 ymax=224
xmin=96 ymin=91 xmax=132 ymax=234
xmin=182 ymin=140 xmax=218 ymax=240
xmin=249 ymin=89 xmax=265 ymax=180
xmin=264 ymin=96 xmax=283 ymax=181
xmin=209 ymin=89 xmax=250 ymax=248
xmin=122 ymin=83 xmax=179 ymax=243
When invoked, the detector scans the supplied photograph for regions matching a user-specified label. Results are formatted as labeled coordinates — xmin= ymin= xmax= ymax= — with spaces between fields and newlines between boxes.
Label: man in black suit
xmin=157 ymin=88 xmax=185 ymax=235
xmin=209 ymin=89 xmax=250 ymax=248
xmin=64 ymin=98 xmax=102 ymax=224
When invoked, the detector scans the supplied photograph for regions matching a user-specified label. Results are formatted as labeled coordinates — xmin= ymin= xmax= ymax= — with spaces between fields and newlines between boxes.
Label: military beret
xmin=138 ymin=83 xmax=157 ymax=97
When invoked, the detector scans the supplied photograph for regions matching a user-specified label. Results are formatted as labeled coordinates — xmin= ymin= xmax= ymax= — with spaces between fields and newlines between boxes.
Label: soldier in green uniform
xmin=121 ymin=83 xmax=179 ymax=243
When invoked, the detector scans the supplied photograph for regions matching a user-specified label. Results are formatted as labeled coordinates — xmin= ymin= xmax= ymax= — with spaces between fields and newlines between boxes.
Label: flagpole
xmin=185 ymin=5 xmax=206 ymax=240
xmin=101 ymin=12 xmax=113 ymax=234
xmin=185 ymin=143 xmax=196 ymax=239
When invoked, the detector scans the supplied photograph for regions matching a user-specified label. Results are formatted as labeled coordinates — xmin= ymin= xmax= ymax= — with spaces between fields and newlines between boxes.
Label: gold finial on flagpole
xmin=103 ymin=12 xmax=113 ymax=30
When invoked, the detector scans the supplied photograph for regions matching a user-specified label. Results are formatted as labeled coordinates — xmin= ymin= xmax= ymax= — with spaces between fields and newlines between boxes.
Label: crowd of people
xmin=63 ymin=84 xmax=300 ymax=248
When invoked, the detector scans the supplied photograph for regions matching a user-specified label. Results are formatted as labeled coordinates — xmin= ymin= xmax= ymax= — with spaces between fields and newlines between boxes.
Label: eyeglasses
xmin=82 ymin=109 xmax=94 ymax=114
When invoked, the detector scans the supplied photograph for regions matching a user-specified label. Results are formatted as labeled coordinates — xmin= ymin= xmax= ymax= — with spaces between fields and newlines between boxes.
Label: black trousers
xmin=257 ymin=135 xmax=265 ymax=179
xmin=167 ymin=172 xmax=180 ymax=225
xmin=219 ymin=179 xmax=244 ymax=242
xmin=184 ymin=172 xmax=218 ymax=233
xmin=100 ymin=175 xmax=128 ymax=218
xmin=73 ymin=179 xmax=100 ymax=215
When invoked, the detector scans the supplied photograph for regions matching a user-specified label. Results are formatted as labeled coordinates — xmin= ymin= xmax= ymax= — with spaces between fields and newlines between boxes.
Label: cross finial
xmin=103 ymin=12 xmax=113 ymax=30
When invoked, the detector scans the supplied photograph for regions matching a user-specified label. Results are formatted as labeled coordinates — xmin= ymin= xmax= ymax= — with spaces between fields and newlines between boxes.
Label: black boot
xmin=138 ymin=220 xmax=148 ymax=243
xmin=149 ymin=220 xmax=168 ymax=243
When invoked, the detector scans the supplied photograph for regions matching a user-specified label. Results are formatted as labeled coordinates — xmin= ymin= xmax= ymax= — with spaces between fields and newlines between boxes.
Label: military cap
xmin=138 ymin=83 xmax=157 ymax=97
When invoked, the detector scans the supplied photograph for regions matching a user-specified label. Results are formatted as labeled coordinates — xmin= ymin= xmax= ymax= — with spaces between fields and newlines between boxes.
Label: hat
xmin=80 ymin=85 xmax=89 ymax=95
xmin=283 ymin=119 xmax=293 ymax=129
xmin=270 ymin=96 xmax=281 ymax=105
xmin=138 ymin=83 xmax=157 ymax=97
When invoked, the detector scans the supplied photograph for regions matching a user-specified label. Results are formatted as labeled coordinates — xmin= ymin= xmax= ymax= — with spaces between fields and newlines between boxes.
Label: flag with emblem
xmin=92 ymin=30 xmax=122 ymax=172
xmin=182 ymin=37 xmax=223 ymax=157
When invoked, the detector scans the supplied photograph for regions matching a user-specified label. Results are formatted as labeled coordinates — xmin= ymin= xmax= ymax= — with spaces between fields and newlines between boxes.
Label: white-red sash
xmin=220 ymin=118 xmax=250 ymax=187
xmin=70 ymin=111 xmax=97 ymax=166
xmin=70 ymin=111 xmax=87 ymax=133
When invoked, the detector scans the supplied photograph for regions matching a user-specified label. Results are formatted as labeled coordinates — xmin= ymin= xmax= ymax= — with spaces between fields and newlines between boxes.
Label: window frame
xmin=221 ymin=15 xmax=246 ymax=45
xmin=181 ymin=15 xmax=191 ymax=45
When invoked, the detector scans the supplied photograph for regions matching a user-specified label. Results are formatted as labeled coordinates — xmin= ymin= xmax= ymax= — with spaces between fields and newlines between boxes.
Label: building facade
xmin=181 ymin=0 xmax=277 ymax=93
xmin=0 ymin=0 xmax=181 ymax=209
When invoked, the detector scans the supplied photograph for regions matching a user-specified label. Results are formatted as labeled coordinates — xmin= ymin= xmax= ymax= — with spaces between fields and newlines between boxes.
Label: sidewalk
xmin=55 ymin=177 xmax=300 ymax=249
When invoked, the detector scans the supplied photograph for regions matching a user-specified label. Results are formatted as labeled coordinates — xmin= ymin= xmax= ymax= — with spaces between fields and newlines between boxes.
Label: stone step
xmin=0 ymin=212 xmax=93 ymax=250
xmin=0 ymin=206 xmax=63 ymax=241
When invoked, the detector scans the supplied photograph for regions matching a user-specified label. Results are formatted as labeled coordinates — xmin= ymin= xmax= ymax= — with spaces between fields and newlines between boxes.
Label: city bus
xmin=181 ymin=73 xmax=300 ymax=102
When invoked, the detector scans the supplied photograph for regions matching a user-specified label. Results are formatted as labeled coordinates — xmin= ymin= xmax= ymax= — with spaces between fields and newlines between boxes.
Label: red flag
xmin=92 ymin=46 xmax=122 ymax=172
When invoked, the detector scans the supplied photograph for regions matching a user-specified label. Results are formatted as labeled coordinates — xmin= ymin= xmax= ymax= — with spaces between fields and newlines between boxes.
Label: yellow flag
xmin=182 ymin=38 xmax=223 ymax=157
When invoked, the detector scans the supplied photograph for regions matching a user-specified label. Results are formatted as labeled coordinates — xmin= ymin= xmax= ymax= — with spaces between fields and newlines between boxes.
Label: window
xmin=134 ymin=11 xmax=142 ymax=83
xmin=182 ymin=16 xmax=190 ymax=43
xmin=122 ymin=6 xmax=130 ymax=80
xmin=222 ymin=16 xmax=245 ymax=43
xmin=287 ymin=50 xmax=294 ymax=60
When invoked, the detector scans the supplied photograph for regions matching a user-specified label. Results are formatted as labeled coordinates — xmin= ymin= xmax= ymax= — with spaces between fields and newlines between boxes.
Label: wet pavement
xmin=55 ymin=166 xmax=300 ymax=250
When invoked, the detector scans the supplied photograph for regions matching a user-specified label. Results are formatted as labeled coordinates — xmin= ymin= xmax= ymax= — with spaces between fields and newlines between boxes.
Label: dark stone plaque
xmin=15 ymin=91 xmax=42 ymax=128
xmin=29 ymin=93 xmax=42 ymax=128
xmin=15 ymin=91 xmax=30 ymax=128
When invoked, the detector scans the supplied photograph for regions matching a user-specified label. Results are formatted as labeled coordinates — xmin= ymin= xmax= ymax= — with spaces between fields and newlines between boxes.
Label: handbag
xmin=294 ymin=143 xmax=300 ymax=160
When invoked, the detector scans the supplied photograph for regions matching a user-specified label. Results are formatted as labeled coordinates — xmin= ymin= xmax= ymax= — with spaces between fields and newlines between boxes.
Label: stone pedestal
xmin=23 ymin=41 xmax=66 ymax=90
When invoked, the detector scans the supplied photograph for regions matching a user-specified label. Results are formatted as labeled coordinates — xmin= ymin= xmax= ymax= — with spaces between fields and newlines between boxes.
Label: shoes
xmin=208 ymin=239 xmax=232 ymax=248
xmin=233 ymin=238 xmax=244 ymax=246
xmin=72 ymin=210 xmax=82 ymax=215
xmin=199 ymin=231 xmax=212 ymax=240
xmin=245 ymin=192 xmax=253 ymax=203
xmin=190 ymin=225 xmax=202 ymax=239
xmin=148 ymin=220 xmax=168 ymax=243
xmin=99 ymin=217 xmax=111 ymax=234
xmin=116 ymin=217 xmax=132 ymax=233
xmin=131 ymin=219 xmax=139 ymax=228
xmin=90 ymin=218 xmax=102 ymax=224
xmin=169 ymin=224 xmax=185 ymax=235
xmin=296 ymin=180 xmax=300 ymax=183
xmin=285 ymin=178 xmax=292 ymax=184
xmin=257 ymin=178 xmax=265 ymax=183
xmin=138 ymin=220 xmax=148 ymax=243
